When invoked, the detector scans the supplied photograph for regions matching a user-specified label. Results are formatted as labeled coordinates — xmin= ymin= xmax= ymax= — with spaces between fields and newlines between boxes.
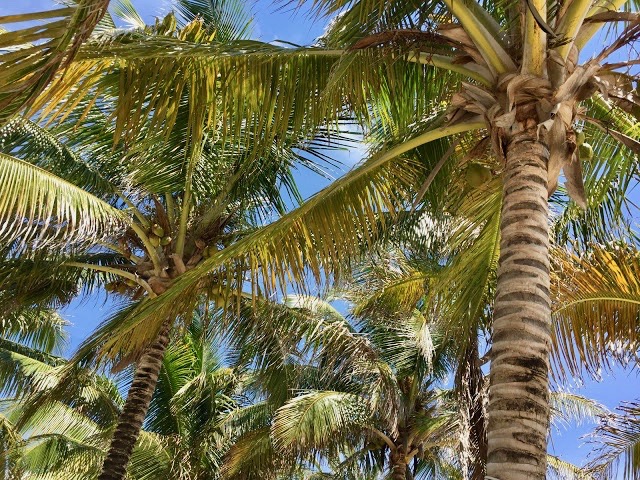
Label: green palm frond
xmin=0 ymin=308 xmax=67 ymax=355
xmin=222 ymin=427 xmax=278 ymax=479
xmin=175 ymin=0 xmax=253 ymax=40
xmin=547 ymin=454 xmax=594 ymax=480
xmin=111 ymin=0 xmax=146 ymax=30
xmin=551 ymin=244 xmax=640 ymax=378
xmin=551 ymin=102 xmax=640 ymax=249
xmin=0 ymin=0 xmax=109 ymax=127
xmin=0 ymin=117 xmax=118 ymax=197
xmin=587 ymin=401 xmax=640 ymax=480
xmin=271 ymin=391 xmax=371 ymax=453
xmin=550 ymin=391 xmax=608 ymax=431
xmin=0 ymin=152 xmax=125 ymax=248
xmin=90 ymin=118 xmax=482 ymax=359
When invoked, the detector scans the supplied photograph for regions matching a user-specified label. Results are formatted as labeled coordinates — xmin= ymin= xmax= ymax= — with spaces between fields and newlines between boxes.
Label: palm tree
xmin=0 ymin=2 xmax=346 ymax=478
xmin=4 ymin=0 xmax=640 ymax=477
xmin=0 ymin=314 xmax=245 ymax=480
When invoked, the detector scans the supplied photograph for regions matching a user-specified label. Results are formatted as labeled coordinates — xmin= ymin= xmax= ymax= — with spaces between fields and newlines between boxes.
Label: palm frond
xmin=0 ymin=152 xmax=125 ymax=248
xmin=175 ymin=0 xmax=253 ymax=41
xmin=551 ymin=244 xmax=640 ymax=378
xmin=271 ymin=391 xmax=370 ymax=453
xmin=0 ymin=0 xmax=109 ymax=126
xmin=547 ymin=454 xmax=594 ymax=479
xmin=550 ymin=391 xmax=608 ymax=431
xmin=587 ymin=401 xmax=640 ymax=480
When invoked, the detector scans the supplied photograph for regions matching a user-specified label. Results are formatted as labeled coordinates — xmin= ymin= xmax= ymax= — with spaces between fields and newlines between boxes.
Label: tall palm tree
xmin=4 ymin=0 xmax=639 ymax=477
xmin=0 ymin=2 xmax=345 ymax=478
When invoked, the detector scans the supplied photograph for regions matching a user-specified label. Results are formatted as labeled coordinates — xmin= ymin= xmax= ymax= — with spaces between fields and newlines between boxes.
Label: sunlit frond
xmin=588 ymin=401 xmax=640 ymax=480
xmin=0 ymin=0 xmax=110 ymax=126
xmin=551 ymin=244 xmax=640 ymax=378
xmin=0 ymin=152 xmax=124 ymax=248
xmin=271 ymin=391 xmax=370 ymax=452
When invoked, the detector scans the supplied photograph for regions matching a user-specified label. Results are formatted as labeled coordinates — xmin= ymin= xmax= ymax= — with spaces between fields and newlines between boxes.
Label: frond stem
xmin=64 ymin=262 xmax=156 ymax=297
xmin=554 ymin=297 xmax=640 ymax=315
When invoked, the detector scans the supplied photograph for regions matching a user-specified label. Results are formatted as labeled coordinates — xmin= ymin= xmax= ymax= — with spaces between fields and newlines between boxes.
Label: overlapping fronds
xmin=175 ymin=0 xmax=253 ymax=40
xmin=0 ymin=252 xmax=123 ymax=316
xmin=0 ymin=117 xmax=117 ymax=197
xmin=271 ymin=391 xmax=370 ymax=452
xmin=552 ymin=101 xmax=640 ymax=249
xmin=0 ymin=0 xmax=109 ymax=127
xmin=428 ymin=177 xmax=502 ymax=351
xmin=221 ymin=427 xmax=278 ymax=479
xmin=0 ymin=308 xmax=67 ymax=355
xmin=83 ymin=119 xmax=481 ymax=361
xmin=587 ymin=401 xmax=640 ymax=480
xmin=551 ymin=244 xmax=640 ymax=378
xmin=0 ymin=152 xmax=125 ymax=248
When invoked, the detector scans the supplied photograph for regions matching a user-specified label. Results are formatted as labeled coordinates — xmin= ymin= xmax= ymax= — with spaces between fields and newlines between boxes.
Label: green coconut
xmin=151 ymin=224 xmax=165 ymax=237
xmin=160 ymin=236 xmax=172 ymax=246
xmin=149 ymin=234 xmax=161 ymax=248
xmin=579 ymin=143 xmax=594 ymax=161
xmin=576 ymin=130 xmax=585 ymax=146
xmin=465 ymin=163 xmax=492 ymax=188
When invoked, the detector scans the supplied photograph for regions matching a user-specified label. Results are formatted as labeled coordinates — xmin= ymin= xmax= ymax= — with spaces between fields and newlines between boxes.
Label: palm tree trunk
xmin=390 ymin=448 xmax=408 ymax=480
xmin=98 ymin=319 xmax=172 ymax=480
xmin=486 ymin=117 xmax=551 ymax=480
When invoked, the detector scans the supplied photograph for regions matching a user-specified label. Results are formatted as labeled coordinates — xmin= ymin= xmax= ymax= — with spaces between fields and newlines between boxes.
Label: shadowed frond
xmin=587 ymin=401 xmax=640 ymax=480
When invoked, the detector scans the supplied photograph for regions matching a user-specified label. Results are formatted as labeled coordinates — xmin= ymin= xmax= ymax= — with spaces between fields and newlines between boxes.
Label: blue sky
xmin=3 ymin=0 xmax=637 ymax=473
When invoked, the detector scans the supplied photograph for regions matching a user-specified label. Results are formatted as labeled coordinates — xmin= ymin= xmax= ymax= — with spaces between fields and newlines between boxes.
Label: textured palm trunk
xmin=98 ymin=319 xmax=172 ymax=480
xmin=390 ymin=448 xmax=408 ymax=480
xmin=486 ymin=115 xmax=551 ymax=480
xmin=467 ymin=340 xmax=487 ymax=480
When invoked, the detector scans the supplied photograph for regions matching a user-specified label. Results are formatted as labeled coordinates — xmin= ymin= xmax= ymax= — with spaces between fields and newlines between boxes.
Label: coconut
xmin=465 ymin=163 xmax=492 ymax=188
xmin=149 ymin=234 xmax=161 ymax=248
xmin=151 ymin=224 xmax=165 ymax=237
xmin=160 ymin=236 xmax=172 ymax=246
xmin=576 ymin=130 xmax=585 ymax=146
xmin=579 ymin=143 xmax=594 ymax=161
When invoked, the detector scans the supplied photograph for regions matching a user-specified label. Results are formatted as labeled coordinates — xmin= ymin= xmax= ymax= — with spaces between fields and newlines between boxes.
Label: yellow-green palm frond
xmin=0 ymin=152 xmax=125 ymax=249
xmin=271 ymin=391 xmax=371 ymax=454
xmin=587 ymin=401 xmax=640 ymax=480
xmin=547 ymin=454 xmax=595 ymax=480
xmin=428 ymin=177 xmax=502 ymax=351
xmin=0 ymin=0 xmax=109 ymax=127
xmin=83 ymin=118 xmax=482 ymax=361
xmin=551 ymin=244 xmax=640 ymax=378
xmin=221 ymin=427 xmax=278 ymax=479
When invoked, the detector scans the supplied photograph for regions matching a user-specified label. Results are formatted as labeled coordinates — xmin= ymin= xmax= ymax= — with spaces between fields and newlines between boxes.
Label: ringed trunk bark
xmin=390 ymin=448 xmax=408 ymax=480
xmin=391 ymin=450 xmax=407 ymax=480
xmin=98 ymin=319 xmax=173 ymax=480
xmin=486 ymin=120 xmax=551 ymax=480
